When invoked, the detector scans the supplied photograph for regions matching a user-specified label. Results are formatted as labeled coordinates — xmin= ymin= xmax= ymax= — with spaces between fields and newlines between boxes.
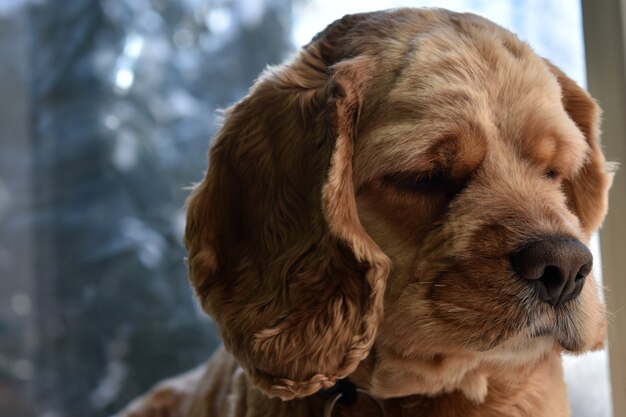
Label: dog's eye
xmin=545 ymin=169 xmax=560 ymax=180
xmin=382 ymin=171 xmax=452 ymax=194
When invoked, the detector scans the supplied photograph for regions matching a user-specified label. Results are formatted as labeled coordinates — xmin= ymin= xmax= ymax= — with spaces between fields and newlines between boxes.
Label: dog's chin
xmin=530 ymin=326 xmax=581 ymax=352
xmin=557 ymin=334 xmax=585 ymax=352
xmin=554 ymin=318 xmax=599 ymax=353
xmin=527 ymin=307 xmax=591 ymax=353
xmin=366 ymin=332 xmax=556 ymax=403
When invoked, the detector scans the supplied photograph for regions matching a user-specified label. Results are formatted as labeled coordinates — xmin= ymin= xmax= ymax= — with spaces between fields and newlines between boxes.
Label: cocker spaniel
xmin=117 ymin=8 xmax=613 ymax=417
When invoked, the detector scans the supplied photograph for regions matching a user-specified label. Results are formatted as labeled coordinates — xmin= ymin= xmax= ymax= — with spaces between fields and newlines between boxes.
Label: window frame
xmin=582 ymin=2 xmax=626 ymax=417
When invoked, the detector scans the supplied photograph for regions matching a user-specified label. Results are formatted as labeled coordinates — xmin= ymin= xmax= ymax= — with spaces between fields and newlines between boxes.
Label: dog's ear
xmin=184 ymin=15 xmax=389 ymax=400
xmin=546 ymin=61 xmax=614 ymax=235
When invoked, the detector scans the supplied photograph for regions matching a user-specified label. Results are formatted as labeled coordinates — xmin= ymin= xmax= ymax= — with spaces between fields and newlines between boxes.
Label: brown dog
xmin=116 ymin=8 xmax=613 ymax=417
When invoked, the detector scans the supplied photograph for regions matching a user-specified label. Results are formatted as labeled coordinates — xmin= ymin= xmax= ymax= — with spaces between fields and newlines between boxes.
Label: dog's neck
xmin=312 ymin=348 xmax=569 ymax=417
xmin=186 ymin=348 xmax=568 ymax=417
xmin=347 ymin=334 xmax=560 ymax=403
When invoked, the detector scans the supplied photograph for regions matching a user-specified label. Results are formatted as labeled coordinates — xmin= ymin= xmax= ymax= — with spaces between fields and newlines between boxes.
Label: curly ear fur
xmin=546 ymin=62 xmax=615 ymax=234
xmin=184 ymin=14 xmax=390 ymax=400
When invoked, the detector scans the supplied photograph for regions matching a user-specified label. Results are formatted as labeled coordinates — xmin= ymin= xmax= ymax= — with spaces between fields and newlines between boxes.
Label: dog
xmin=116 ymin=8 xmax=613 ymax=417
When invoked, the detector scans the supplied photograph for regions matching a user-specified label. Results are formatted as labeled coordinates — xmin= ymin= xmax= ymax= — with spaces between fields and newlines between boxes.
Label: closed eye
xmin=544 ymin=169 xmax=561 ymax=181
xmin=381 ymin=171 xmax=454 ymax=194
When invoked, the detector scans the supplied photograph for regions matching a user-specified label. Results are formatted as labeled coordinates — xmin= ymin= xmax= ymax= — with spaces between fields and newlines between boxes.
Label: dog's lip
xmin=556 ymin=332 xmax=584 ymax=352
xmin=529 ymin=326 xmax=554 ymax=338
xmin=555 ymin=318 xmax=585 ymax=352
xmin=528 ymin=310 xmax=584 ymax=352
xmin=527 ymin=325 xmax=583 ymax=352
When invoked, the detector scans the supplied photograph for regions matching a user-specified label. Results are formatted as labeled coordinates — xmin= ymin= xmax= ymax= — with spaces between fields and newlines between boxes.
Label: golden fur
xmin=116 ymin=8 xmax=613 ymax=417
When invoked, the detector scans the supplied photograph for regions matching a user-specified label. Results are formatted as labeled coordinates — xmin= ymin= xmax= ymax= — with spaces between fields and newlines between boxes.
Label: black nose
xmin=511 ymin=237 xmax=593 ymax=307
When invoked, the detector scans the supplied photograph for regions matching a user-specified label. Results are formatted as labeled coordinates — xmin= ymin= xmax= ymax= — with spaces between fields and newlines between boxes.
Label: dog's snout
xmin=511 ymin=238 xmax=593 ymax=307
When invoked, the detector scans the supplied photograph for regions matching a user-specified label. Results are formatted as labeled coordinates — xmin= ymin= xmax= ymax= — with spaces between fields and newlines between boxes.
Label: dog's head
xmin=185 ymin=8 xmax=613 ymax=402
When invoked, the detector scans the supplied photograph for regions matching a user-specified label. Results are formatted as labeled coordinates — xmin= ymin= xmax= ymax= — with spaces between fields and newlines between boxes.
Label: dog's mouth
xmin=529 ymin=325 xmax=553 ymax=338
xmin=528 ymin=325 xmax=581 ymax=351
xmin=527 ymin=305 xmax=585 ymax=352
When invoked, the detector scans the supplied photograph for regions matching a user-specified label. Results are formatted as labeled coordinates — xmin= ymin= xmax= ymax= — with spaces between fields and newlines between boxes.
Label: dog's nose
xmin=511 ymin=238 xmax=593 ymax=307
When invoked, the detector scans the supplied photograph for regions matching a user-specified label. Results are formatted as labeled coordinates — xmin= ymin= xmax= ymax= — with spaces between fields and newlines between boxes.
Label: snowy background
xmin=0 ymin=0 xmax=612 ymax=416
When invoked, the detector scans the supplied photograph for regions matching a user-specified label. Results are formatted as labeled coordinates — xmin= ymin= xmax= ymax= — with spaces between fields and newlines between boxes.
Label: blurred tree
xmin=0 ymin=4 xmax=35 ymax=417
xmin=0 ymin=0 xmax=294 ymax=416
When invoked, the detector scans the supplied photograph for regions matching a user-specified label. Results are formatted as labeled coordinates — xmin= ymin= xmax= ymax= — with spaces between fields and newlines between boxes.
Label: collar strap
xmin=316 ymin=379 xmax=359 ymax=406
xmin=316 ymin=380 xmax=386 ymax=417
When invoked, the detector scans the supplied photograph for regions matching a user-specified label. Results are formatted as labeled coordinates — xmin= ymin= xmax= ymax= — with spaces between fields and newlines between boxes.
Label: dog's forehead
xmin=353 ymin=18 xmax=587 ymax=185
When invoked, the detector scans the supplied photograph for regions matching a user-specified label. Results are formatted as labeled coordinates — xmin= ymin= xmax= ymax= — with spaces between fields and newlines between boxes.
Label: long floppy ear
xmin=546 ymin=61 xmax=614 ymax=235
xmin=184 ymin=15 xmax=390 ymax=400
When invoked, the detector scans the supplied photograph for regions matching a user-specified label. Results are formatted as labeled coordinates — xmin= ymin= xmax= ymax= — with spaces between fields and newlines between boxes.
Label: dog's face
xmin=350 ymin=14 xmax=609 ymax=398
xmin=185 ymin=8 xmax=612 ymax=402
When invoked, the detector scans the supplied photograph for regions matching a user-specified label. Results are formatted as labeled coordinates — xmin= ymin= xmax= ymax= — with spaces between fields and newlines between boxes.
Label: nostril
xmin=561 ymin=262 xmax=592 ymax=304
xmin=576 ymin=262 xmax=592 ymax=281
xmin=539 ymin=265 xmax=563 ymax=287
xmin=537 ymin=265 xmax=567 ymax=305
